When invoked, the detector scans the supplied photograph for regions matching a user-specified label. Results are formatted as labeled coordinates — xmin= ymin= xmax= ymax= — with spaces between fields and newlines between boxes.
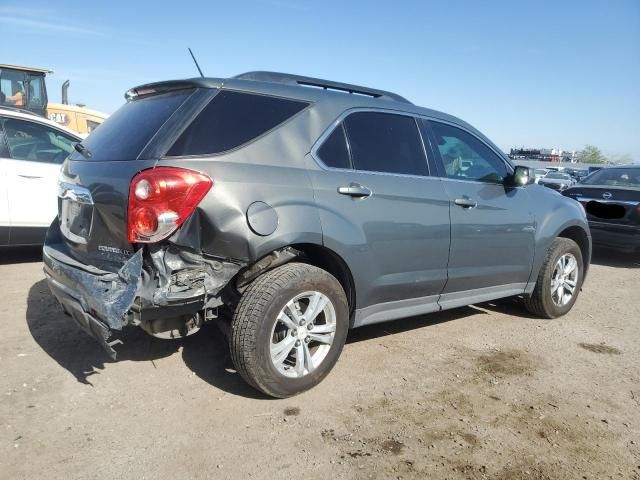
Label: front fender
xmin=526 ymin=186 xmax=591 ymax=292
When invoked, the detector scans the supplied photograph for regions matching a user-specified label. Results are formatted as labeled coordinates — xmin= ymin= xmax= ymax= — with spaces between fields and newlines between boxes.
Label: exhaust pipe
xmin=61 ymin=80 xmax=70 ymax=105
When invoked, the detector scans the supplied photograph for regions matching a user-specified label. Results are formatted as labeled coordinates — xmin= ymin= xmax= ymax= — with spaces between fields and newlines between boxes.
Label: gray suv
xmin=43 ymin=72 xmax=591 ymax=397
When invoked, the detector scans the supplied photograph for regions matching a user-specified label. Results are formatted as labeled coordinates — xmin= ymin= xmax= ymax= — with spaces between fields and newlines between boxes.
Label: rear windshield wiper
xmin=74 ymin=143 xmax=93 ymax=159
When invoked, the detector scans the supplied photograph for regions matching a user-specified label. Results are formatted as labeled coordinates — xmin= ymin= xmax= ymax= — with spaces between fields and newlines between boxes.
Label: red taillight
xmin=127 ymin=167 xmax=213 ymax=243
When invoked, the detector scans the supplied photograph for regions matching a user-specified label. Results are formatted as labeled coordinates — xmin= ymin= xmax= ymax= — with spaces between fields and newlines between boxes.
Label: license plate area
xmin=58 ymin=182 xmax=94 ymax=244
xmin=585 ymin=200 xmax=627 ymax=220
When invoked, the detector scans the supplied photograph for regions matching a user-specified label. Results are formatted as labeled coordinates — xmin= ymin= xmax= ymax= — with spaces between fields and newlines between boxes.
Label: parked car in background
xmin=539 ymin=171 xmax=574 ymax=191
xmin=42 ymin=71 xmax=591 ymax=397
xmin=563 ymin=168 xmax=586 ymax=182
xmin=533 ymin=168 xmax=549 ymax=183
xmin=575 ymin=169 xmax=590 ymax=182
xmin=563 ymin=166 xmax=640 ymax=253
xmin=0 ymin=107 xmax=80 ymax=246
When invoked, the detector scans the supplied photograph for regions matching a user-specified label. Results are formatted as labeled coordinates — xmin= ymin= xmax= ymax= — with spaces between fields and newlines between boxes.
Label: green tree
xmin=576 ymin=145 xmax=607 ymax=164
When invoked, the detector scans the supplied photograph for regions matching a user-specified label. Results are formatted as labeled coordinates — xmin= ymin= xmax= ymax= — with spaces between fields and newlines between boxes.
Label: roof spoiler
xmin=124 ymin=78 xmax=224 ymax=100
xmin=234 ymin=71 xmax=412 ymax=104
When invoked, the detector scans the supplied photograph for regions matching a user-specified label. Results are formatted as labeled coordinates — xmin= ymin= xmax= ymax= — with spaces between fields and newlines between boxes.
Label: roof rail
xmin=234 ymin=71 xmax=412 ymax=104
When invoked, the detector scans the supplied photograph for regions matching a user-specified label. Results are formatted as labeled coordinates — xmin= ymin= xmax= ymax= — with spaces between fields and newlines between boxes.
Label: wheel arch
xmin=557 ymin=225 xmax=591 ymax=278
xmin=291 ymin=243 xmax=356 ymax=317
xmin=234 ymin=243 xmax=356 ymax=317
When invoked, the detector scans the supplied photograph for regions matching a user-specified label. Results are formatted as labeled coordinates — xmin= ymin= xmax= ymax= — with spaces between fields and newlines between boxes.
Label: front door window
xmin=430 ymin=121 xmax=509 ymax=183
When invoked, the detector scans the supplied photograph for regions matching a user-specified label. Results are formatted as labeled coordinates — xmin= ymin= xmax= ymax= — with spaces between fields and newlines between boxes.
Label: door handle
xmin=18 ymin=174 xmax=43 ymax=179
xmin=454 ymin=197 xmax=478 ymax=208
xmin=338 ymin=183 xmax=372 ymax=198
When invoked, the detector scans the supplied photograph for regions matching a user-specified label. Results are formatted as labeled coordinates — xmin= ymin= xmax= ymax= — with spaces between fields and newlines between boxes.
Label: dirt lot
xmin=1 ymin=248 xmax=639 ymax=480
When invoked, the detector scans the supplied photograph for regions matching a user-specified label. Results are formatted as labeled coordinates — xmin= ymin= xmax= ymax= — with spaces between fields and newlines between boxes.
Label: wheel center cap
xmin=297 ymin=329 xmax=307 ymax=340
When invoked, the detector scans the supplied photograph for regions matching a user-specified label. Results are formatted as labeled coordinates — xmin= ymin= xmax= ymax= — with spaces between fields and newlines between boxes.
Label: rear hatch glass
xmin=69 ymin=89 xmax=193 ymax=161
xmin=166 ymin=90 xmax=309 ymax=157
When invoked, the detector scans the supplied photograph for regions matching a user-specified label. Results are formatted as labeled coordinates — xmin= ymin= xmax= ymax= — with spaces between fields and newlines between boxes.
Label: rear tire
xmin=230 ymin=263 xmax=349 ymax=398
xmin=524 ymin=237 xmax=584 ymax=318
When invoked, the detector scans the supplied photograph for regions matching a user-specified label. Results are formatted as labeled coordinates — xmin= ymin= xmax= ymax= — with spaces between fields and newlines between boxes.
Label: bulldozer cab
xmin=0 ymin=64 xmax=49 ymax=117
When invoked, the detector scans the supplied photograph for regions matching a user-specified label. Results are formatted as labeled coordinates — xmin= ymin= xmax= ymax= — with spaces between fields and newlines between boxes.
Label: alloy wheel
xmin=269 ymin=291 xmax=337 ymax=378
xmin=550 ymin=253 xmax=579 ymax=307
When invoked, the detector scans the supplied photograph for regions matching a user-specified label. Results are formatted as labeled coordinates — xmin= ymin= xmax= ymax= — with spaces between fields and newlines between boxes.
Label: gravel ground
xmin=1 ymin=247 xmax=639 ymax=480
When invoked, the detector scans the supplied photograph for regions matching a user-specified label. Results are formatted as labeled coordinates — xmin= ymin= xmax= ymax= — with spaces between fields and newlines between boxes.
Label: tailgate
xmin=57 ymin=159 xmax=158 ymax=270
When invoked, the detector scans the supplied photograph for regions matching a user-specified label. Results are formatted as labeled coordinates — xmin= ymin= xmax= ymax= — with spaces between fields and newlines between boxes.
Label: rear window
xmin=166 ymin=90 xmax=309 ymax=157
xmin=344 ymin=112 xmax=428 ymax=176
xmin=69 ymin=90 xmax=192 ymax=161
xmin=582 ymin=167 xmax=640 ymax=187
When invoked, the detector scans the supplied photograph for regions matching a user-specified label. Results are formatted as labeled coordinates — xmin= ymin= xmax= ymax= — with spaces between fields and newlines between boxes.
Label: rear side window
xmin=70 ymin=90 xmax=191 ymax=161
xmin=317 ymin=124 xmax=351 ymax=169
xmin=344 ymin=112 xmax=428 ymax=176
xmin=166 ymin=91 xmax=309 ymax=157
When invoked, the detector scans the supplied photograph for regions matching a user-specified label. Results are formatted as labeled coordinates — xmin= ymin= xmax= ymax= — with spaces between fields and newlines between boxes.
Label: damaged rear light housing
xmin=128 ymin=167 xmax=213 ymax=243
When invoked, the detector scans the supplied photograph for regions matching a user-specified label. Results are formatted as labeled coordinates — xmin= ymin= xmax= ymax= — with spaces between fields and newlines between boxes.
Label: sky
xmin=1 ymin=0 xmax=638 ymax=161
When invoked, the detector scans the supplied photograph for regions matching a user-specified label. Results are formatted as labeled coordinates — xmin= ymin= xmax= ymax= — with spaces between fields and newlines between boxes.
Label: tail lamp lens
xmin=127 ymin=167 xmax=213 ymax=243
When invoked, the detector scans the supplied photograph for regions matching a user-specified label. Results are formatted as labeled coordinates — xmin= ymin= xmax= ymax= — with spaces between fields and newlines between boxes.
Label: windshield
xmin=0 ymin=70 xmax=46 ymax=110
xmin=70 ymin=89 xmax=193 ymax=161
xmin=581 ymin=167 xmax=640 ymax=187
xmin=546 ymin=173 xmax=570 ymax=180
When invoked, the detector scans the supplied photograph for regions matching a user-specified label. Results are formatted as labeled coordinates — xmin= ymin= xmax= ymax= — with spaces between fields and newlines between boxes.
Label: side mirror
xmin=510 ymin=166 xmax=532 ymax=187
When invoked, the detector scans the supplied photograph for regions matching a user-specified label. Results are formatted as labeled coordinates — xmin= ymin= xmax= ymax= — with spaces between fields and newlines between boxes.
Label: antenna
xmin=188 ymin=48 xmax=205 ymax=78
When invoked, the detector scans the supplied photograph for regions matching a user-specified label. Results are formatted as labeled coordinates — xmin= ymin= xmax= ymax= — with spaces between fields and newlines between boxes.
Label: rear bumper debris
xmin=43 ymin=229 xmax=243 ymax=358
xmin=44 ymin=246 xmax=143 ymax=358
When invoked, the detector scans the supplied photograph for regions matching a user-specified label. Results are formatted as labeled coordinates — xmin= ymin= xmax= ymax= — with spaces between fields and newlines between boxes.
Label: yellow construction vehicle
xmin=0 ymin=64 xmax=107 ymax=136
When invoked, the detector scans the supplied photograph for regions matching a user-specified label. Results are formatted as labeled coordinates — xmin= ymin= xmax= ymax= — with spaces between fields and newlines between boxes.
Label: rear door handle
xmin=338 ymin=183 xmax=372 ymax=198
xmin=454 ymin=197 xmax=478 ymax=208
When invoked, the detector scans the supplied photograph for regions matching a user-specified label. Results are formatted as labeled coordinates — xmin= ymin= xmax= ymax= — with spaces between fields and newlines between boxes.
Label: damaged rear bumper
xmin=43 ymin=237 xmax=243 ymax=359
xmin=43 ymin=246 xmax=143 ymax=358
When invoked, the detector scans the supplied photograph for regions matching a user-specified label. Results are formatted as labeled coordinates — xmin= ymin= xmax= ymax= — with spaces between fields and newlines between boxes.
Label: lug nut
xmin=295 ymin=340 xmax=301 ymax=347
xmin=291 ymin=330 xmax=297 ymax=337
xmin=299 ymin=319 xmax=306 ymax=326
xmin=304 ymin=337 xmax=310 ymax=344
xmin=307 ymin=324 xmax=313 ymax=330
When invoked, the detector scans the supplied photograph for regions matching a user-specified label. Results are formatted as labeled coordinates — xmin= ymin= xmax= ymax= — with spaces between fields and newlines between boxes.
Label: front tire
xmin=524 ymin=237 xmax=584 ymax=318
xmin=230 ymin=263 xmax=349 ymax=398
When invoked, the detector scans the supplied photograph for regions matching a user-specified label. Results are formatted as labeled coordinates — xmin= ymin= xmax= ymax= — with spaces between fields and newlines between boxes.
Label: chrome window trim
xmin=309 ymin=107 xmax=514 ymax=186
xmin=310 ymin=107 xmax=433 ymax=178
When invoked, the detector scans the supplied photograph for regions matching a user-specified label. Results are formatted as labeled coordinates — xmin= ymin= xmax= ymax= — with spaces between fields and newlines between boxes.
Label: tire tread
xmin=230 ymin=262 xmax=345 ymax=397
xmin=524 ymin=237 xmax=582 ymax=318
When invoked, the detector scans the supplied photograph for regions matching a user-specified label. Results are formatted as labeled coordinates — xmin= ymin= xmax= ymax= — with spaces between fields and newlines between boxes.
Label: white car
xmin=533 ymin=168 xmax=549 ymax=184
xmin=538 ymin=171 xmax=575 ymax=192
xmin=0 ymin=107 xmax=81 ymax=246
